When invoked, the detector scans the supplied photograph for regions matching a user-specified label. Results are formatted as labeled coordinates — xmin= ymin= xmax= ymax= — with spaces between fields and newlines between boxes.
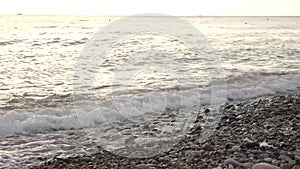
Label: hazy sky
xmin=0 ymin=0 xmax=299 ymax=16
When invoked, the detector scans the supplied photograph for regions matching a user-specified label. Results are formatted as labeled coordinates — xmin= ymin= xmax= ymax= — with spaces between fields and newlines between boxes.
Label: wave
xmin=225 ymin=71 xmax=300 ymax=100
xmin=0 ymin=72 xmax=299 ymax=137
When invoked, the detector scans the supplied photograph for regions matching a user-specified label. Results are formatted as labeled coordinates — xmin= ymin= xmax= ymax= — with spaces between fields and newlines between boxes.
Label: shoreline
xmin=29 ymin=91 xmax=300 ymax=169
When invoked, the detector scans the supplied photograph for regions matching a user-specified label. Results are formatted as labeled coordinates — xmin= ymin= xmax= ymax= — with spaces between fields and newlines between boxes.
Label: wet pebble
xmin=29 ymin=92 xmax=300 ymax=169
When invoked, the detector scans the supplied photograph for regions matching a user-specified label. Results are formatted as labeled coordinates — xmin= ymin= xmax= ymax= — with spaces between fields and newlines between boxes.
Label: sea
xmin=0 ymin=15 xmax=299 ymax=168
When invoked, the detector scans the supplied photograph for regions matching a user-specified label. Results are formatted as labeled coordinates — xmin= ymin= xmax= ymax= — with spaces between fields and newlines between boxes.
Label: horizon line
xmin=1 ymin=13 xmax=300 ymax=17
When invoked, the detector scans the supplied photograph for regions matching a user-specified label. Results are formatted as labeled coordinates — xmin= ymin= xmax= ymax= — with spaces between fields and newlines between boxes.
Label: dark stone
xmin=37 ymin=156 xmax=44 ymax=161
xmin=202 ymin=143 xmax=214 ymax=151
xmin=204 ymin=108 xmax=210 ymax=114
xmin=190 ymin=125 xmax=202 ymax=135
xmin=225 ymin=143 xmax=234 ymax=149
xmin=242 ymin=142 xmax=260 ymax=149
xmin=225 ymin=104 xmax=234 ymax=110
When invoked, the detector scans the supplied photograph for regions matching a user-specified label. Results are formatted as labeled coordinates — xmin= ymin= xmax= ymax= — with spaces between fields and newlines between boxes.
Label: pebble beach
xmin=30 ymin=91 xmax=300 ymax=169
xmin=0 ymin=15 xmax=299 ymax=169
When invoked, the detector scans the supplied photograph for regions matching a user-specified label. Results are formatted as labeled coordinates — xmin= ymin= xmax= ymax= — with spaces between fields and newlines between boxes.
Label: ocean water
xmin=0 ymin=15 xmax=299 ymax=168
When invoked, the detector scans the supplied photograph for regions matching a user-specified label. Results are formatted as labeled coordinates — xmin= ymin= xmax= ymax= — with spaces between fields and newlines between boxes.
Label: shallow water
xmin=0 ymin=15 xmax=299 ymax=168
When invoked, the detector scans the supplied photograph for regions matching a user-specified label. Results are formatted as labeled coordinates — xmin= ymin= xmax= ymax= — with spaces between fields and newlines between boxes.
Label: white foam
xmin=0 ymin=109 xmax=81 ymax=137
xmin=0 ymin=72 xmax=299 ymax=137
xmin=225 ymin=72 xmax=300 ymax=100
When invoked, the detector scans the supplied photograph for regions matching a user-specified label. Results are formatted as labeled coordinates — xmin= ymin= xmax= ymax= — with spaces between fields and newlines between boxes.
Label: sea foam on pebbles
xmin=30 ymin=92 xmax=300 ymax=169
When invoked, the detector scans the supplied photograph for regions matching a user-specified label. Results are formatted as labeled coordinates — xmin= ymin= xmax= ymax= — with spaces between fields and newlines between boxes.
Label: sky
xmin=0 ymin=0 xmax=299 ymax=16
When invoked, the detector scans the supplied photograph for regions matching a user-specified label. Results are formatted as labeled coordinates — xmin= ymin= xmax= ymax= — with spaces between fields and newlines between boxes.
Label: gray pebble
xmin=292 ymin=165 xmax=300 ymax=169
xmin=136 ymin=164 xmax=150 ymax=169
xmin=231 ymin=145 xmax=241 ymax=152
xmin=263 ymin=158 xmax=273 ymax=162
xmin=252 ymin=163 xmax=280 ymax=169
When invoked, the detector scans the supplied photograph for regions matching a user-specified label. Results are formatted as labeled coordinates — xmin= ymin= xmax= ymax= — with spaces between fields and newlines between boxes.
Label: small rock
xmin=263 ymin=158 xmax=273 ymax=163
xmin=259 ymin=141 xmax=274 ymax=149
xmin=191 ymin=150 xmax=203 ymax=158
xmin=292 ymin=165 xmax=300 ymax=169
xmin=279 ymin=154 xmax=296 ymax=166
xmin=147 ymin=159 xmax=158 ymax=164
xmin=231 ymin=145 xmax=241 ymax=152
xmin=204 ymin=108 xmax=210 ymax=113
xmin=294 ymin=154 xmax=300 ymax=161
xmin=143 ymin=124 xmax=150 ymax=129
xmin=158 ymin=156 xmax=172 ymax=163
xmin=252 ymin=163 xmax=280 ymax=169
xmin=190 ymin=144 xmax=201 ymax=150
xmin=259 ymin=153 xmax=270 ymax=159
xmin=190 ymin=125 xmax=202 ymax=134
xmin=202 ymin=143 xmax=214 ymax=151
xmin=225 ymin=142 xmax=234 ymax=149
xmin=281 ymin=164 xmax=293 ymax=169
xmin=37 ymin=156 xmax=44 ymax=161
xmin=224 ymin=159 xmax=242 ymax=168
xmin=136 ymin=164 xmax=150 ymax=169
xmin=224 ymin=104 xmax=234 ymax=110
xmin=243 ymin=142 xmax=259 ymax=149
xmin=212 ymin=167 xmax=222 ymax=169
xmin=152 ymin=128 xmax=159 ymax=132
xmin=228 ymin=164 xmax=234 ymax=169
xmin=236 ymin=114 xmax=243 ymax=119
